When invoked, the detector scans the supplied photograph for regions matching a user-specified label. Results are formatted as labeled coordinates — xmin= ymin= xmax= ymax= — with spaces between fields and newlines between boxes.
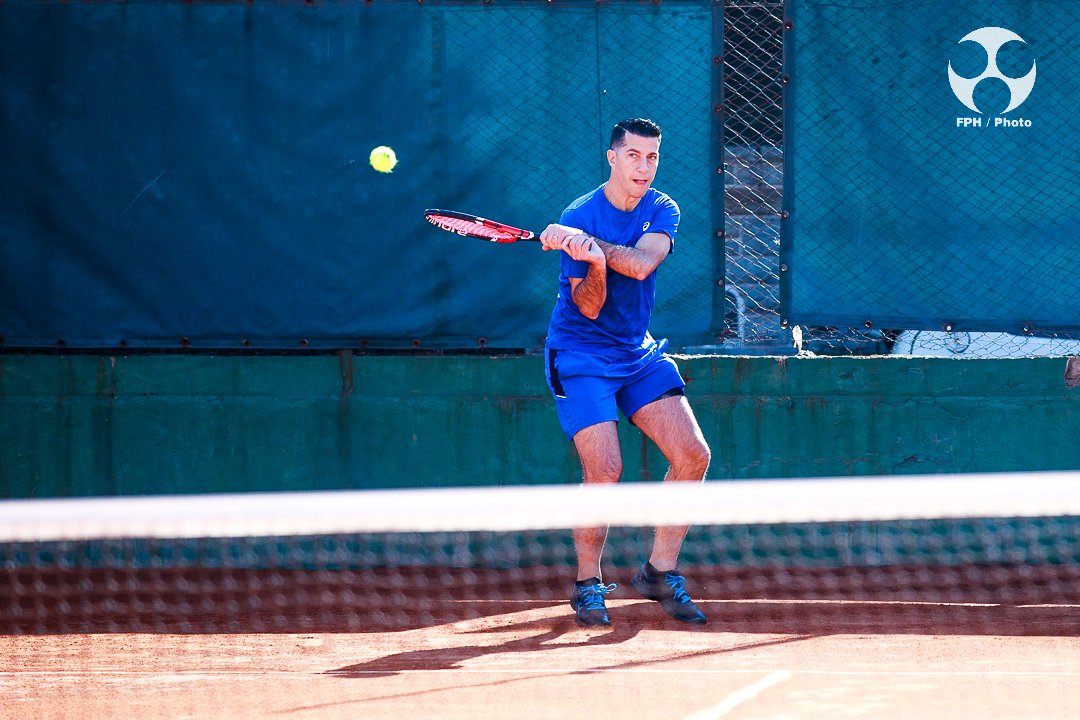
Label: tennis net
xmin=4 ymin=472 xmax=1080 ymax=634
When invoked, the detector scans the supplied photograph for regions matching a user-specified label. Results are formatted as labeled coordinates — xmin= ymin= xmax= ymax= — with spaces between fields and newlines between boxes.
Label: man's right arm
xmin=569 ymin=261 xmax=606 ymax=320
xmin=541 ymin=227 xmax=607 ymax=320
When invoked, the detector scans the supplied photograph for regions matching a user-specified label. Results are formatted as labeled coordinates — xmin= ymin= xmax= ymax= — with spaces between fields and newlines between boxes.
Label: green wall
xmin=2 ymin=354 xmax=1078 ymax=498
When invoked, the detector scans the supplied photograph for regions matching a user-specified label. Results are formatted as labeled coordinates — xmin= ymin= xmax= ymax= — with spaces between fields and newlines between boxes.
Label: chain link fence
xmin=723 ymin=0 xmax=1080 ymax=358
xmin=781 ymin=0 xmax=1080 ymax=357
xmin=0 ymin=0 xmax=724 ymax=352
xmin=434 ymin=1 xmax=722 ymax=352
xmin=3 ymin=0 xmax=1073 ymax=356
xmin=723 ymin=0 xmax=888 ymax=355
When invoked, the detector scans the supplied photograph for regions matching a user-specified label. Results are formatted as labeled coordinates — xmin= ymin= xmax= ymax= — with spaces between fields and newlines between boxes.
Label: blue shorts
xmin=544 ymin=341 xmax=686 ymax=441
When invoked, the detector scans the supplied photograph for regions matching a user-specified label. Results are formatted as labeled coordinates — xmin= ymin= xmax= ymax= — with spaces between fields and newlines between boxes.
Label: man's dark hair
xmin=609 ymin=118 xmax=662 ymax=150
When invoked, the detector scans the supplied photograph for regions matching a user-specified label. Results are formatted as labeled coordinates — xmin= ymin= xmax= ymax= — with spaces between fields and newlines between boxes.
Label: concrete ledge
xmin=2 ymin=354 xmax=1077 ymax=498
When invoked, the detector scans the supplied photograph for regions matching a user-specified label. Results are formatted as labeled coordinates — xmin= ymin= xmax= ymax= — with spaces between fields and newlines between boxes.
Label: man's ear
xmin=607 ymin=148 xmax=616 ymax=168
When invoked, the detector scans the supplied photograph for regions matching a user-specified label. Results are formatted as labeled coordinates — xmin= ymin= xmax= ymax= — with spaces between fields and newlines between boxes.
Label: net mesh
xmin=4 ymin=475 xmax=1080 ymax=635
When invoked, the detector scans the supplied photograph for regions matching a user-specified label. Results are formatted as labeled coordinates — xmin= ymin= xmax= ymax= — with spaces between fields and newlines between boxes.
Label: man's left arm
xmin=585 ymin=232 xmax=672 ymax=281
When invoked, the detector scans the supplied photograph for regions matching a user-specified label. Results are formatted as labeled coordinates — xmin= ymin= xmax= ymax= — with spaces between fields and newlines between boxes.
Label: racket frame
xmin=424 ymin=209 xmax=539 ymax=243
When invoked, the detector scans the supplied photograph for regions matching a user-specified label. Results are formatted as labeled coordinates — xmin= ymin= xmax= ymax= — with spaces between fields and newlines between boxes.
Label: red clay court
xmin=4 ymin=563 xmax=1079 ymax=720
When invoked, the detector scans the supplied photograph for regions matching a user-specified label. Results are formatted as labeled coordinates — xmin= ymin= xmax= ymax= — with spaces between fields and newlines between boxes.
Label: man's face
xmin=607 ymin=132 xmax=660 ymax=200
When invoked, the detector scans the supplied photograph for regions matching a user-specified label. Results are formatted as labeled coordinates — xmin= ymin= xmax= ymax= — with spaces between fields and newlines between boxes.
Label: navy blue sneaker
xmin=570 ymin=578 xmax=617 ymax=627
xmin=630 ymin=564 xmax=707 ymax=624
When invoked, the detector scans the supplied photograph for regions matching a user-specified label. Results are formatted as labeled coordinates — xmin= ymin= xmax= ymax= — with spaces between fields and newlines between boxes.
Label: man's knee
xmin=692 ymin=441 xmax=712 ymax=473
xmin=573 ymin=421 xmax=623 ymax=484
xmin=583 ymin=454 xmax=623 ymax=484
xmin=673 ymin=439 xmax=711 ymax=478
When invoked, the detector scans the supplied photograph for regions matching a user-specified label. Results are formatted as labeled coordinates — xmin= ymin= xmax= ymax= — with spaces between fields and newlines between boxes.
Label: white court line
xmin=681 ymin=671 xmax=792 ymax=720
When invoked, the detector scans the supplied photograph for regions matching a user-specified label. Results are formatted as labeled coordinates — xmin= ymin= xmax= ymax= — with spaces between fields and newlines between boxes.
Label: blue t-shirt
xmin=546 ymin=185 xmax=679 ymax=356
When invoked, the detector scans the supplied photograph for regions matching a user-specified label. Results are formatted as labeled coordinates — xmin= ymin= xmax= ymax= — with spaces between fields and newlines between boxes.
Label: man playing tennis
xmin=540 ymin=118 xmax=712 ymax=626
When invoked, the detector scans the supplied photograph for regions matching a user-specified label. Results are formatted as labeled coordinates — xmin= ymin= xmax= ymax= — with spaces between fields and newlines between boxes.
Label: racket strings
xmin=426 ymin=214 xmax=518 ymax=242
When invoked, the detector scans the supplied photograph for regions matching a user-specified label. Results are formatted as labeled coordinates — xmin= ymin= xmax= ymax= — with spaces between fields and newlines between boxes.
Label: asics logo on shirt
xmin=642 ymin=222 xmax=650 ymax=232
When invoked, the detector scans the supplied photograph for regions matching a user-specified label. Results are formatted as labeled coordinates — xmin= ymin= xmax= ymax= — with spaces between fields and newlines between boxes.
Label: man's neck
xmin=602 ymin=182 xmax=642 ymax=213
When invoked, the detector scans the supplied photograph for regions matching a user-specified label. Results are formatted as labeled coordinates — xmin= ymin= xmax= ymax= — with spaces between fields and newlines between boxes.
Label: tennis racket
xmin=424 ymin=209 xmax=540 ymax=243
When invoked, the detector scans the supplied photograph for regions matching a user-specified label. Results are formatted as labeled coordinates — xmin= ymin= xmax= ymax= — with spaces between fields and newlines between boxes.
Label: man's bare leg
xmin=625 ymin=394 xmax=711 ymax=624
xmin=630 ymin=394 xmax=711 ymax=570
xmin=570 ymin=420 xmax=623 ymax=581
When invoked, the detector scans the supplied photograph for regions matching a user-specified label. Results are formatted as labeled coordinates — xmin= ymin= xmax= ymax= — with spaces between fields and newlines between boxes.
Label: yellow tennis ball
xmin=369 ymin=145 xmax=397 ymax=173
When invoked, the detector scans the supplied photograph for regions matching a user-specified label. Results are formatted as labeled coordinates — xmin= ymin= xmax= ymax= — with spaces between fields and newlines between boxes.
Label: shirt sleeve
xmin=647 ymin=194 xmax=680 ymax=252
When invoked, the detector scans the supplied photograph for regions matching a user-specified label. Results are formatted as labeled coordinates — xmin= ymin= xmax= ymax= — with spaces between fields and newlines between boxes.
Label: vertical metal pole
xmin=711 ymin=0 xmax=727 ymax=346
xmin=778 ymin=0 xmax=795 ymax=330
